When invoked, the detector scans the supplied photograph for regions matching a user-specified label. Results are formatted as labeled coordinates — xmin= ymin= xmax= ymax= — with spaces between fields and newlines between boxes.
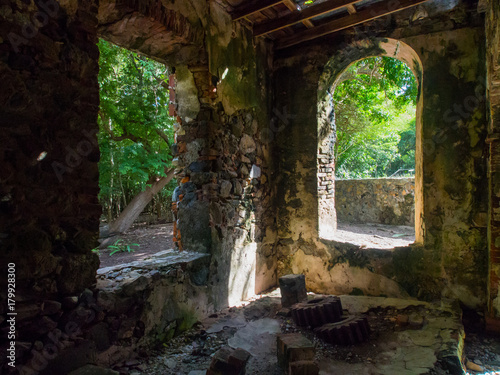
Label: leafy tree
xmin=333 ymin=57 xmax=417 ymax=179
xmin=97 ymin=39 xmax=176 ymax=235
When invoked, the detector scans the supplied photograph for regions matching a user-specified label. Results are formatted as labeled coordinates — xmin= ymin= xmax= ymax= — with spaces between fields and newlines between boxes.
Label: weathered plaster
xmin=275 ymin=28 xmax=488 ymax=308
xmin=175 ymin=65 xmax=201 ymax=123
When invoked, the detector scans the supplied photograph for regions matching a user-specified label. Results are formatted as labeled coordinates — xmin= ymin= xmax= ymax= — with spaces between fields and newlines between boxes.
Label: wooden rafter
xmin=231 ymin=0 xmax=285 ymax=21
xmin=282 ymin=0 xmax=315 ymax=29
xmin=346 ymin=4 xmax=357 ymax=14
xmin=276 ymin=0 xmax=429 ymax=49
xmin=254 ymin=0 xmax=361 ymax=36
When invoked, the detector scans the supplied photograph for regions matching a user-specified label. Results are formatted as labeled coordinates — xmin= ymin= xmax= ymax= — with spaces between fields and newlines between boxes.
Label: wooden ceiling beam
xmin=282 ymin=0 xmax=315 ymax=28
xmin=231 ymin=0 xmax=285 ymax=21
xmin=346 ymin=4 xmax=357 ymax=14
xmin=276 ymin=0 xmax=429 ymax=49
xmin=254 ymin=0 xmax=361 ymax=37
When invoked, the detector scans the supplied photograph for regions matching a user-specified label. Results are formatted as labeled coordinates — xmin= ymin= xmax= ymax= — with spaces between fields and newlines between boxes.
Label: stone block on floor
xmin=277 ymin=333 xmax=315 ymax=374
xmin=207 ymin=346 xmax=251 ymax=375
xmin=279 ymin=274 xmax=307 ymax=308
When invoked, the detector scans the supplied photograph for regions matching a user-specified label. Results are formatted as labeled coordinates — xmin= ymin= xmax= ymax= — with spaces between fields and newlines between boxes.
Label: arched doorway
xmin=317 ymin=38 xmax=424 ymax=245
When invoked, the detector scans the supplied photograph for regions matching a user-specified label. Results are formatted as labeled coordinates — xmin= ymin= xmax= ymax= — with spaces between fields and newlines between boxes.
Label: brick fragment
xmin=277 ymin=333 xmax=315 ymax=374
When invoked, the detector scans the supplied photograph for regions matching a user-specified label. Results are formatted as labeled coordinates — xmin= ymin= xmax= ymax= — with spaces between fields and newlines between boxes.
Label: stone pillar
xmin=486 ymin=0 xmax=500 ymax=325
xmin=487 ymin=136 xmax=500 ymax=326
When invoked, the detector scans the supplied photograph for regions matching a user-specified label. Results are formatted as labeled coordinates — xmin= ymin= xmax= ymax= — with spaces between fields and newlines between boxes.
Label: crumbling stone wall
xmin=0 ymin=0 xmax=277 ymax=372
xmin=0 ymin=0 xmax=101 ymax=300
xmin=335 ymin=178 xmax=415 ymax=226
xmin=274 ymin=1 xmax=488 ymax=309
xmin=317 ymin=140 xmax=336 ymax=236
xmin=486 ymin=0 xmax=500 ymax=321
xmin=0 ymin=0 xmax=102 ymax=373
xmin=171 ymin=2 xmax=276 ymax=306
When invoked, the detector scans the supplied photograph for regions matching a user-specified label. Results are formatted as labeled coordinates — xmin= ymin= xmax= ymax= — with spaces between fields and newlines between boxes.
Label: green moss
xmin=338 ymin=248 xmax=370 ymax=269
xmin=392 ymin=246 xmax=425 ymax=296
xmin=176 ymin=309 xmax=198 ymax=334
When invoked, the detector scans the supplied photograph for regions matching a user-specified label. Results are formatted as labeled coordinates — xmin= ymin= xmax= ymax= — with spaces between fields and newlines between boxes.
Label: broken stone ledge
xmin=3 ymin=250 xmax=213 ymax=374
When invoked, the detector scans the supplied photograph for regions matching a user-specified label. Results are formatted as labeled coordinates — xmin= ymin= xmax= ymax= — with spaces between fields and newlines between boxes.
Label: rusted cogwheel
xmin=290 ymin=296 xmax=344 ymax=328
xmin=314 ymin=315 xmax=370 ymax=345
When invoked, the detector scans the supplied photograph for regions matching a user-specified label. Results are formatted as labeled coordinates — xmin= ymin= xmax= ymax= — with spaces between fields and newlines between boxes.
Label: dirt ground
xmin=98 ymin=223 xmax=175 ymax=269
xmin=98 ymin=222 xmax=415 ymax=269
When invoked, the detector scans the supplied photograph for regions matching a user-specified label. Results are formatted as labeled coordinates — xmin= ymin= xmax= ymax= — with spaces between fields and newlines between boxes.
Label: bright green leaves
xmin=333 ymin=57 xmax=417 ymax=179
xmin=97 ymin=39 xmax=176 ymax=217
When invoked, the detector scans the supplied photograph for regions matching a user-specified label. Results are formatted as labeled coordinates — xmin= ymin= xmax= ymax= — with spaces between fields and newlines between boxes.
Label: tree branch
xmin=155 ymin=128 xmax=172 ymax=148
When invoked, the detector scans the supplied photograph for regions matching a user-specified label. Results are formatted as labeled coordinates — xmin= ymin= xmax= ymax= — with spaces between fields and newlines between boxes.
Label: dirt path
xmin=98 ymin=222 xmax=415 ymax=269
xmin=98 ymin=223 xmax=175 ymax=269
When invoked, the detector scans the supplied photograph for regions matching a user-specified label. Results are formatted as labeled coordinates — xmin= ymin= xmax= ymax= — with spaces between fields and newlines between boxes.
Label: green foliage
xmin=333 ymin=57 xmax=417 ymax=179
xmin=97 ymin=39 xmax=176 ymax=220
xmin=108 ymin=239 xmax=139 ymax=256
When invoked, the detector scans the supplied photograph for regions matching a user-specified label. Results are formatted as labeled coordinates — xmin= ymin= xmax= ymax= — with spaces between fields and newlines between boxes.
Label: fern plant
xmin=108 ymin=239 xmax=139 ymax=256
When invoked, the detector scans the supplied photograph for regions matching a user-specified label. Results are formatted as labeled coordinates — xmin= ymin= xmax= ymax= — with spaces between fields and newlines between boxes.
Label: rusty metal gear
xmin=314 ymin=315 xmax=370 ymax=345
xmin=290 ymin=296 xmax=344 ymax=328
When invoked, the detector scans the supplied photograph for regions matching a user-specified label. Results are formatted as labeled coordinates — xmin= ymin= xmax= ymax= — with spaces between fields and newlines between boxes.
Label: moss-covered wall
xmin=407 ymin=27 xmax=488 ymax=308
xmin=486 ymin=0 xmax=500 ymax=320
xmin=274 ymin=23 xmax=488 ymax=309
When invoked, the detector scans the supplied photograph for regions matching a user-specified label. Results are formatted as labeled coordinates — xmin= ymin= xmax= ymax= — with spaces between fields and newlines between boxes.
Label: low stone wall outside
xmin=335 ymin=178 xmax=415 ymax=226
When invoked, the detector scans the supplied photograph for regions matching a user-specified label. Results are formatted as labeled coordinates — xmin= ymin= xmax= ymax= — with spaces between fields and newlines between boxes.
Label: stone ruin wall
xmin=486 ymin=0 xmax=500 ymax=321
xmin=0 ymin=0 xmax=102 ymax=303
xmin=335 ymin=178 xmax=415 ymax=227
xmin=0 ymin=0 xmax=278 ymax=372
xmin=1 ymin=0 xmax=500 ymax=372
xmin=274 ymin=1 xmax=489 ymax=310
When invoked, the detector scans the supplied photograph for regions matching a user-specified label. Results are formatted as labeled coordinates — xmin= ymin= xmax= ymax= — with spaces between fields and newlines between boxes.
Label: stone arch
xmin=317 ymin=38 xmax=424 ymax=243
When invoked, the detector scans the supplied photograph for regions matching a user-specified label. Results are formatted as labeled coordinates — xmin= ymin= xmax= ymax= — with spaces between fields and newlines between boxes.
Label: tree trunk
xmin=107 ymin=168 xmax=175 ymax=236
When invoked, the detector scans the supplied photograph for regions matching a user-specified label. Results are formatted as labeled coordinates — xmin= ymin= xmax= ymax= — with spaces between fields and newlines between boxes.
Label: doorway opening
xmin=95 ymin=39 xmax=177 ymax=268
xmin=317 ymin=40 xmax=423 ymax=249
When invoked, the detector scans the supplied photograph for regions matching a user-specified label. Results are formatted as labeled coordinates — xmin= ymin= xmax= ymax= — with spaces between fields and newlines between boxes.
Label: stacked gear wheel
xmin=314 ymin=315 xmax=371 ymax=345
xmin=290 ymin=296 xmax=344 ymax=328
